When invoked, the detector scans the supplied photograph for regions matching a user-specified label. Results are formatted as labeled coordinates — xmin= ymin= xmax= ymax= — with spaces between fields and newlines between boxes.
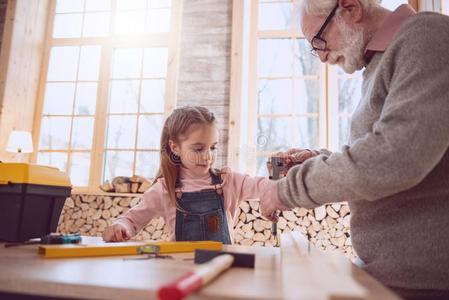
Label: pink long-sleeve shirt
xmin=115 ymin=166 xmax=279 ymax=242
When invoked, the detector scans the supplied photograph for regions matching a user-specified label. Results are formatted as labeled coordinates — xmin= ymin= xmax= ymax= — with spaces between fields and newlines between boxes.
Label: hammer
xmin=158 ymin=249 xmax=255 ymax=300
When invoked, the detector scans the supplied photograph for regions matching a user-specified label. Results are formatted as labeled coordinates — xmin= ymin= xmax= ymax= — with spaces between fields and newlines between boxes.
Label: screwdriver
xmin=271 ymin=210 xmax=280 ymax=238
xmin=4 ymin=233 xmax=82 ymax=248
xmin=268 ymin=156 xmax=284 ymax=242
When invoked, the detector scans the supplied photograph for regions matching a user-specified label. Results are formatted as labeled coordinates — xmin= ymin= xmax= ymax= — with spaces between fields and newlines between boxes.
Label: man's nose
xmin=318 ymin=50 xmax=329 ymax=63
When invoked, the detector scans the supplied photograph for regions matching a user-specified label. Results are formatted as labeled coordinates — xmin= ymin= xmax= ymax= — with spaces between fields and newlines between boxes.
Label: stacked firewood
xmin=99 ymin=175 xmax=153 ymax=194
xmin=233 ymin=200 xmax=355 ymax=259
xmin=57 ymin=194 xmax=355 ymax=260
xmin=58 ymin=194 xmax=170 ymax=241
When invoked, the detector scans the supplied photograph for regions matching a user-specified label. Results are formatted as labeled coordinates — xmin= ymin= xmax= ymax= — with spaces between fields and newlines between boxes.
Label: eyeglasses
xmin=310 ymin=2 xmax=339 ymax=57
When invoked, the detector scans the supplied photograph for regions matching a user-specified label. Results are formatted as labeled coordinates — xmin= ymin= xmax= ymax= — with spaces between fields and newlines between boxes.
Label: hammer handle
xmin=158 ymin=254 xmax=234 ymax=300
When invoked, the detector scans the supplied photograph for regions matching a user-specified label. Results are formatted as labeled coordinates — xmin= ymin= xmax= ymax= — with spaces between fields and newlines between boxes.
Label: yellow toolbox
xmin=0 ymin=162 xmax=71 ymax=242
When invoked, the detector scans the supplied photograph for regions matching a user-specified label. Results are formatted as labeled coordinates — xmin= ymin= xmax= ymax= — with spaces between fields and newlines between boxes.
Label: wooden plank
xmin=280 ymin=232 xmax=401 ymax=300
xmin=281 ymin=231 xmax=366 ymax=299
xmin=280 ymin=231 xmax=325 ymax=299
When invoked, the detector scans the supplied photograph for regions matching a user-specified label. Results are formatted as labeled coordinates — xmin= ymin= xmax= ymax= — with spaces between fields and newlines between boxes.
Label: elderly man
xmin=261 ymin=0 xmax=449 ymax=299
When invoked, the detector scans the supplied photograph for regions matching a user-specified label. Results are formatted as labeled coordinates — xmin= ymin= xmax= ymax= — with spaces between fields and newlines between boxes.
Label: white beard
xmin=328 ymin=18 xmax=365 ymax=74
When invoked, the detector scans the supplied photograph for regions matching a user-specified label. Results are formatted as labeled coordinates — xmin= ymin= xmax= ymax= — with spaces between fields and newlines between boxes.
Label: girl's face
xmin=170 ymin=124 xmax=219 ymax=176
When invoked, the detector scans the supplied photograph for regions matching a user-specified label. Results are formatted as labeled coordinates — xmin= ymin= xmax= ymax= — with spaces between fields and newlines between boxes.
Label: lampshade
xmin=6 ymin=131 xmax=34 ymax=153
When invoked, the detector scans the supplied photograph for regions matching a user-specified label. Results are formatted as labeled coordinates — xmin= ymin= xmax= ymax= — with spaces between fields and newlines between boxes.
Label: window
xmin=420 ymin=0 xmax=445 ymax=12
xmin=244 ymin=0 xmax=410 ymax=176
xmin=444 ymin=2 xmax=449 ymax=15
xmin=34 ymin=0 xmax=179 ymax=190
xmin=382 ymin=0 xmax=410 ymax=10
xmin=429 ymin=0 xmax=449 ymax=14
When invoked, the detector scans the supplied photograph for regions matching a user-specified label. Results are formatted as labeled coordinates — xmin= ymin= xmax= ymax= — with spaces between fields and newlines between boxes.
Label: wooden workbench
xmin=0 ymin=234 xmax=401 ymax=300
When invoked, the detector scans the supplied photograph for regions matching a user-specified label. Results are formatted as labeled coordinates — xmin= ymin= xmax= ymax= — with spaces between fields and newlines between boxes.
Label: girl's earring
xmin=170 ymin=152 xmax=182 ymax=165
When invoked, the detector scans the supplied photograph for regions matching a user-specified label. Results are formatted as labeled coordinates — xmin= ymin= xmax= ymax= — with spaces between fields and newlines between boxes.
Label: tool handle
xmin=272 ymin=222 xmax=278 ymax=237
xmin=4 ymin=240 xmax=40 ymax=248
xmin=158 ymin=254 xmax=234 ymax=300
xmin=270 ymin=210 xmax=280 ymax=237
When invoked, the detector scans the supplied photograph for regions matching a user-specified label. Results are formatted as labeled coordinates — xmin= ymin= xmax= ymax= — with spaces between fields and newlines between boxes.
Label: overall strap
xmin=210 ymin=169 xmax=223 ymax=195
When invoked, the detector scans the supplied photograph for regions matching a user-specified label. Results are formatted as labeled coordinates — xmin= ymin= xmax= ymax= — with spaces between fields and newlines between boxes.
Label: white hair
xmin=301 ymin=0 xmax=382 ymax=17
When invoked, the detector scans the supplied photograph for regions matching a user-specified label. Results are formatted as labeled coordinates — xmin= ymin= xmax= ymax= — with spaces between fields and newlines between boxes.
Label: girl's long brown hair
xmin=154 ymin=106 xmax=216 ymax=209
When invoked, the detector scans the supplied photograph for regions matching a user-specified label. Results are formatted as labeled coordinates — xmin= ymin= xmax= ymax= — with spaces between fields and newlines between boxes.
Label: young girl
xmin=102 ymin=106 xmax=281 ymax=244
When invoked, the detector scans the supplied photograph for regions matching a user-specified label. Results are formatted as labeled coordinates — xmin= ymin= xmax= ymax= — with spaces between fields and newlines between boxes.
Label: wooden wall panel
xmin=0 ymin=0 xmax=49 ymax=162
xmin=176 ymin=0 xmax=232 ymax=166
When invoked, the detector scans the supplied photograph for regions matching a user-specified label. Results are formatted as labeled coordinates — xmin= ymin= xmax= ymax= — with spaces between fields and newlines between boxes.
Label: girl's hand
xmin=260 ymin=196 xmax=289 ymax=221
xmin=102 ymin=223 xmax=131 ymax=242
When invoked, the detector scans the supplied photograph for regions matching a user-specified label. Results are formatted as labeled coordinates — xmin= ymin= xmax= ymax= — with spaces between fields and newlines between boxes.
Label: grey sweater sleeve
xmin=278 ymin=14 xmax=449 ymax=209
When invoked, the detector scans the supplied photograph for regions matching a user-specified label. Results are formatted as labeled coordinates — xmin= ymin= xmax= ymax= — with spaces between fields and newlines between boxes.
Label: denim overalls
xmin=174 ymin=169 xmax=232 ymax=244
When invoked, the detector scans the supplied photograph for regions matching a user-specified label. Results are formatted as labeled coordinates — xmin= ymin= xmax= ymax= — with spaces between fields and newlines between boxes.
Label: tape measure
xmin=40 ymin=233 xmax=82 ymax=245
xmin=4 ymin=233 xmax=81 ymax=248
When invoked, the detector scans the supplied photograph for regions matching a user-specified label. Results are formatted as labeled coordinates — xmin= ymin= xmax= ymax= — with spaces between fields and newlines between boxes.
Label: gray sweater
xmin=277 ymin=12 xmax=449 ymax=291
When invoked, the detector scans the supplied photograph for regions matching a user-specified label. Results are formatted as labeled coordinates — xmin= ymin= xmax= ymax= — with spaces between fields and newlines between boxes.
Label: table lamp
xmin=6 ymin=130 xmax=33 ymax=153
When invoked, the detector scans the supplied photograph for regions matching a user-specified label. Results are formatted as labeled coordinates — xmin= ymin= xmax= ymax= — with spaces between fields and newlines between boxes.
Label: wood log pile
xmin=57 ymin=194 xmax=356 ymax=260
xmin=57 ymin=194 xmax=170 ymax=241
xmin=99 ymin=175 xmax=153 ymax=194
xmin=233 ymin=200 xmax=355 ymax=260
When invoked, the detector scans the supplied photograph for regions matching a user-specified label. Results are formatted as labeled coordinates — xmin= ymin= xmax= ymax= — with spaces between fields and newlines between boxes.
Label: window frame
xmin=31 ymin=0 xmax=182 ymax=194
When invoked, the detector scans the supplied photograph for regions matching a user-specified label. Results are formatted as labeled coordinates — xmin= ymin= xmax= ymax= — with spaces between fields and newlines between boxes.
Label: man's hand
xmin=266 ymin=151 xmax=286 ymax=176
xmin=102 ymin=223 xmax=131 ymax=242
xmin=284 ymin=148 xmax=319 ymax=168
xmin=263 ymin=148 xmax=319 ymax=219
xmin=267 ymin=149 xmax=319 ymax=176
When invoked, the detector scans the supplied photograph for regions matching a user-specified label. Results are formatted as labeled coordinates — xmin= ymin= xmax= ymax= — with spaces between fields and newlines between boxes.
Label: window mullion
xmin=133 ymin=49 xmax=145 ymax=177
xmin=164 ymin=0 xmax=182 ymax=117
xmin=291 ymin=36 xmax=297 ymax=148
xmin=31 ymin=0 xmax=57 ymax=164
xmin=248 ymin=0 xmax=259 ymax=175
xmin=88 ymin=0 xmax=116 ymax=191
xmin=326 ymin=66 xmax=340 ymax=151
xmin=88 ymin=44 xmax=112 ymax=192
